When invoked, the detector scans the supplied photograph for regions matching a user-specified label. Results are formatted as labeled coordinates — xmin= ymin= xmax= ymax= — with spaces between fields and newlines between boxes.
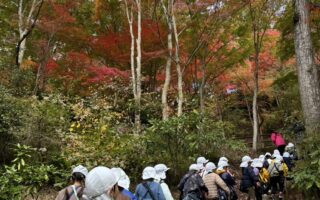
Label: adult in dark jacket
xmin=178 ymin=164 xmax=208 ymax=200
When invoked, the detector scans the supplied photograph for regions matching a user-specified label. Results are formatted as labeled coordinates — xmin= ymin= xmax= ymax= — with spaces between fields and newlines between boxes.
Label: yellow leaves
xmin=21 ymin=59 xmax=37 ymax=70
xmin=101 ymin=124 xmax=108 ymax=133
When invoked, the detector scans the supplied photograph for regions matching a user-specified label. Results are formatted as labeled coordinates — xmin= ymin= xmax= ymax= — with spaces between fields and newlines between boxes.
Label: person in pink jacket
xmin=271 ymin=131 xmax=286 ymax=155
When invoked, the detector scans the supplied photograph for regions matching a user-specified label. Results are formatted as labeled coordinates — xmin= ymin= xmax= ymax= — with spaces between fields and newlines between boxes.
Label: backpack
xmin=269 ymin=162 xmax=283 ymax=177
xmin=183 ymin=193 xmax=200 ymax=200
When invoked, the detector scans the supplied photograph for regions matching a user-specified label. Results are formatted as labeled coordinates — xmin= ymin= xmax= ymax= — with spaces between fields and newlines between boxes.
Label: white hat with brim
xmin=218 ymin=160 xmax=229 ymax=168
xmin=85 ymin=166 xmax=117 ymax=198
xmin=287 ymin=143 xmax=294 ymax=148
xmin=197 ymin=156 xmax=209 ymax=165
xmin=189 ymin=164 xmax=200 ymax=171
xmin=251 ymin=159 xmax=263 ymax=168
xmin=205 ymin=162 xmax=216 ymax=172
xmin=111 ymin=168 xmax=130 ymax=189
xmin=142 ymin=166 xmax=156 ymax=180
xmin=219 ymin=157 xmax=229 ymax=162
xmin=283 ymin=152 xmax=290 ymax=158
xmin=155 ymin=164 xmax=169 ymax=180
xmin=72 ymin=165 xmax=89 ymax=177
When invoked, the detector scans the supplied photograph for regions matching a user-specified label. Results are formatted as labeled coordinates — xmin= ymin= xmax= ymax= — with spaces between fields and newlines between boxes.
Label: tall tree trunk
xmin=199 ymin=58 xmax=206 ymax=114
xmin=135 ymin=0 xmax=142 ymax=131
xmin=17 ymin=0 xmax=38 ymax=66
xmin=161 ymin=0 xmax=173 ymax=120
xmin=34 ymin=35 xmax=54 ymax=97
xmin=252 ymin=46 xmax=260 ymax=151
xmin=294 ymin=0 xmax=320 ymax=134
xmin=172 ymin=14 xmax=183 ymax=116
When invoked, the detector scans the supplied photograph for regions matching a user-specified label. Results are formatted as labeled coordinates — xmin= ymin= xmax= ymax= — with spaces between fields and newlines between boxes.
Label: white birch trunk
xmin=161 ymin=0 xmax=173 ymax=120
xmin=135 ymin=0 xmax=142 ymax=131
xmin=124 ymin=1 xmax=137 ymax=99
xmin=172 ymin=13 xmax=183 ymax=116
xmin=294 ymin=0 xmax=320 ymax=134
xmin=18 ymin=0 xmax=37 ymax=66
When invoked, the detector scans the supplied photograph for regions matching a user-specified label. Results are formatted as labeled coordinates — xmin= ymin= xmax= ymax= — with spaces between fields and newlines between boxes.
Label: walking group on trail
xmin=55 ymin=132 xmax=298 ymax=200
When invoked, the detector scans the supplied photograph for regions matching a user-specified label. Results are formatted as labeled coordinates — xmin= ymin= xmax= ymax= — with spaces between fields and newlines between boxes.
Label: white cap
xmin=240 ymin=156 xmax=252 ymax=168
xmin=111 ymin=168 xmax=130 ymax=189
xmin=259 ymin=155 xmax=265 ymax=162
xmin=218 ymin=160 xmax=229 ymax=168
xmin=273 ymin=149 xmax=280 ymax=156
xmin=72 ymin=165 xmax=89 ymax=177
xmin=196 ymin=156 xmax=209 ymax=165
xmin=205 ymin=162 xmax=216 ymax=172
xmin=265 ymin=152 xmax=271 ymax=157
xmin=219 ymin=157 xmax=228 ymax=162
xmin=85 ymin=166 xmax=117 ymax=198
xmin=287 ymin=143 xmax=294 ymax=148
xmin=189 ymin=164 xmax=200 ymax=171
xmin=142 ymin=167 xmax=156 ymax=180
xmin=283 ymin=152 xmax=290 ymax=158
xmin=154 ymin=164 xmax=170 ymax=180
xmin=251 ymin=158 xmax=263 ymax=168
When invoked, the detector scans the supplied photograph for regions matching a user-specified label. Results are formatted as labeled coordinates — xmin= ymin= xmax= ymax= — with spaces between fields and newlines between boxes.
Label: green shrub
xmin=0 ymin=144 xmax=66 ymax=200
xmin=144 ymin=112 xmax=247 ymax=185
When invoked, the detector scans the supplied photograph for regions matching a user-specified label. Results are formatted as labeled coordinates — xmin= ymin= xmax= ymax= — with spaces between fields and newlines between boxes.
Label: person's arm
xmin=178 ymin=174 xmax=187 ymax=191
xmin=215 ymin=175 xmax=230 ymax=194
xmin=196 ymin=175 xmax=208 ymax=193
xmin=249 ymin=168 xmax=260 ymax=187
xmin=161 ymin=183 xmax=174 ymax=200
xmin=271 ymin=133 xmax=276 ymax=142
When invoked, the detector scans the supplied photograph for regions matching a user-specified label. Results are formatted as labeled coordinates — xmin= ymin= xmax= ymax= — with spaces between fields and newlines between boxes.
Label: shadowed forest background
xmin=0 ymin=0 xmax=320 ymax=199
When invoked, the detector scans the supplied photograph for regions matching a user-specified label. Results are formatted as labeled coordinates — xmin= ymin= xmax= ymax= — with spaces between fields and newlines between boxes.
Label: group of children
xmin=239 ymin=142 xmax=297 ymax=200
xmin=55 ymin=164 xmax=174 ymax=200
xmin=55 ymin=142 xmax=297 ymax=200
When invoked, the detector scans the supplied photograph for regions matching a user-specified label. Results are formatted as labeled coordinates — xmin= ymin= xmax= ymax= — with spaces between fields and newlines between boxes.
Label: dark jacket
xmin=220 ymin=172 xmax=236 ymax=186
xmin=240 ymin=167 xmax=259 ymax=193
xmin=178 ymin=171 xmax=208 ymax=200
xmin=283 ymin=157 xmax=294 ymax=171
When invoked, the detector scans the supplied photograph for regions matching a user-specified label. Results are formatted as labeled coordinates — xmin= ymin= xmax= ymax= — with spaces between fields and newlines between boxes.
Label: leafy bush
xmin=293 ymin=134 xmax=320 ymax=198
xmin=0 ymin=144 xmax=66 ymax=200
xmin=144 ymin=112 xmax=247 ymax=184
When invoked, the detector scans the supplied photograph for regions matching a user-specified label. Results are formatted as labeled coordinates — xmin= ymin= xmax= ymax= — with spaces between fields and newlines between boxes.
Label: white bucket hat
xmin=259 ymin=155 xmax=265 ymax=162
xmin=240 ymin=156 xmax=252 ymax=168
xmin=142 ymin=166 xmax=156 ymax=180
xmin=219 ymin=157 xmax=228 ymax=162
xmin=72 ymin=165 xmax=88 ymax=177
xmin=287 ymin=143 xmax=294 ymax=148
xmin=189 ymin=164 xmax=200 ymax=171
xmin=283 ymin=152 xmax=290 ymax=158
xmin=154 ymin=164 xmax=170 ymax=180
xmin=197 ymin=157 xmax=209 ymax=165
xmin=85 ymin=166 xmax=117 ymax=198
xmin=251 ymin=158 xmax=263 ymax=168
xmin=111 ymin=168 xmax=130 ymax=190
xmin=218 ymin=160 xmax=229 ymax=168
xmin=205 ymin=162 xmax=216 ymax=172
xmin=273 ymin=149 xmax=280 ymax=156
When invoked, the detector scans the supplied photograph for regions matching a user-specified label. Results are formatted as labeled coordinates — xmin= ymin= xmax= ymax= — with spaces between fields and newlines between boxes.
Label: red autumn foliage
xmin=48 ymin=52 xmax=129 ymax=93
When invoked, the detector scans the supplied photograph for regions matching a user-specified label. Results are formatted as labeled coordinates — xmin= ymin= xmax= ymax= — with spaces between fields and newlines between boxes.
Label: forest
xmin=0 ymin=0 xmax=320 ymax=199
